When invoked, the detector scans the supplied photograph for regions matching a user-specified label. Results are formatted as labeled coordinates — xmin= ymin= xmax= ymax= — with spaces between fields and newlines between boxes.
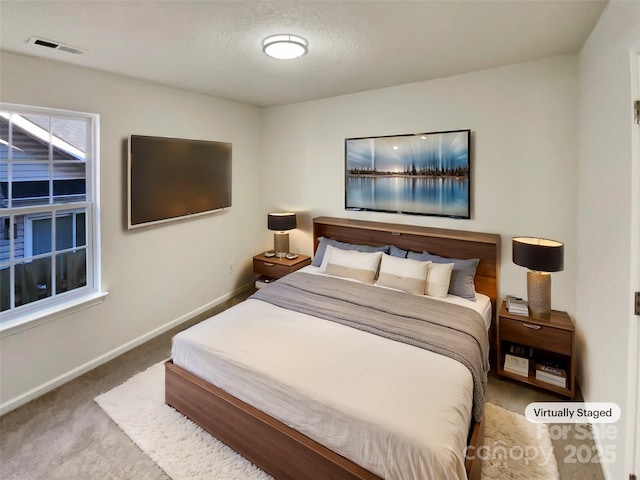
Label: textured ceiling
xmin=0 ymin=0 xmax=607 ymax=107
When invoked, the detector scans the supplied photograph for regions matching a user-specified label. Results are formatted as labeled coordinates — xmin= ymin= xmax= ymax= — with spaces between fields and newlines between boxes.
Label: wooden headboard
xmin=313 ymin=216 xmax=501 ymax=346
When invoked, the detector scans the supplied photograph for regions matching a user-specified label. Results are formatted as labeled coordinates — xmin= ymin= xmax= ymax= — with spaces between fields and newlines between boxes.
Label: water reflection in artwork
xmin=346 ymin=176 xmax=469 ymax=217
xmin=345 ymin=130 xmax=470 ymax=218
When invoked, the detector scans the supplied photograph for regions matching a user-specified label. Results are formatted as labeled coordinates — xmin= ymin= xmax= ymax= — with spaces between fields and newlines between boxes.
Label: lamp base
xmin=274 ymin=232 xmax=289 ymax=258
xmin=527 ymin=270 xmax=551 ymax=320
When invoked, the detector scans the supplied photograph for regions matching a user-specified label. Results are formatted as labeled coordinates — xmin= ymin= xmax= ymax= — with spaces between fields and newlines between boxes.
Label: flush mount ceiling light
xmin=262 ymin=34 xmax=308 ymax=60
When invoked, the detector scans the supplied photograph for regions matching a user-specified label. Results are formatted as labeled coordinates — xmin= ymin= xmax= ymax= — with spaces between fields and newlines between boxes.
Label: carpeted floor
xmin=0 ymin=289 xmax=605 ymax=480
xmin=95 ymin=362 xmax=559 ymax=480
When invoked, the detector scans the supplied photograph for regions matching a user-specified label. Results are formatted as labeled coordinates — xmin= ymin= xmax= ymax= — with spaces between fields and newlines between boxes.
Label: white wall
xmin=262 ymin=56 xmax=579 ymax=314
xmin=2 ymin=12 xmax=636 ymax=475
xmin=0 ymin=51 xmax=265 ymax=412
xmin=577 ymin=2 xmax=640 ymax=478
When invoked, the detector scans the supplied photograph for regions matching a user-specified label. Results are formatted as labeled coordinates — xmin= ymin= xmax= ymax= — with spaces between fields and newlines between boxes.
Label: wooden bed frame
xmin=166 ymin=216 xmax=500 ymax=480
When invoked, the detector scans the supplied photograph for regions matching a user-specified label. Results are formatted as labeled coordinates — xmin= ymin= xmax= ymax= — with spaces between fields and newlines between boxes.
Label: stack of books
xmin=504 ymin=354 xmax=529 ymax=376
xmin=503 ymin=343 xmax=532 ymax=377
xmin=506 ymin=295 xmax=529 ymax=316
xmin=535 ymin=363 xmax=567 ymax=388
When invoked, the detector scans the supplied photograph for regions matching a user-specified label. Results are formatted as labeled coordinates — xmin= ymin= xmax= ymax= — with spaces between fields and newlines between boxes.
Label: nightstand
xmin=252 ymin=253 xmax=311 ymax=282
xmin=496 ymin=300 xmax=576 ymax=397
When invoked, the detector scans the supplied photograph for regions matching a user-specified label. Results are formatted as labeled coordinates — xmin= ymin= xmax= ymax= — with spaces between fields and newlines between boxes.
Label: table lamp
xmin=512 ymin=237 xmax=564 ymax=320
xmin=268 ymin=212 xmax=297 ymax=258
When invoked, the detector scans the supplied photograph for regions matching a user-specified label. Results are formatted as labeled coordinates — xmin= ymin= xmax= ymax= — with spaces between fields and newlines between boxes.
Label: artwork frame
xmin=345 ymin=129 xmax=471 ymax=219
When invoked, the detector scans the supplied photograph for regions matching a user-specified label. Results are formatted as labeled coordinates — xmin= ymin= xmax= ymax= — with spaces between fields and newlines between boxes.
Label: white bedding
xmin=172 ymin=271 xmax=490 ymax=480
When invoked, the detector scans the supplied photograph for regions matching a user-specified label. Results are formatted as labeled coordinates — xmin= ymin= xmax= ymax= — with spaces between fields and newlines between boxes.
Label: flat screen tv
xmin=128 ymin=135 xmax=232 ymax=229
xmin=345 ymin=129 xmax=470 ymax=219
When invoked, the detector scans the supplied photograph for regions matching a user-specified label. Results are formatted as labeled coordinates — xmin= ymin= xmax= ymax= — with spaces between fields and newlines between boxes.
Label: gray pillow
xmin=407 ymin=251 xmax=479 ymax=301
xmin=312 ymin=237 xmax=390 ymax=267
xmin=389 ymin=245 xmax=408 ymax=258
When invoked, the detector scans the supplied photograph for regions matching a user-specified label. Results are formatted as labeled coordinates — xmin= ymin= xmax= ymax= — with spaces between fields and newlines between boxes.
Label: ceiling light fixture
xmin=262 ymin=34 xmax=308 ymax=60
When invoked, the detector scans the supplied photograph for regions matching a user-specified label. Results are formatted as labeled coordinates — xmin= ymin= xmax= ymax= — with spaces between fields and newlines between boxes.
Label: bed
xmin=166 ymin=216 xmax=500 ymax=480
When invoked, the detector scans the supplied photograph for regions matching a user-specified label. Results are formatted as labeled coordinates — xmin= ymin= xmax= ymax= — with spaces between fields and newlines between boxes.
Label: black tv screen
xmin=128 ymin=135 xmax=232 ymax=229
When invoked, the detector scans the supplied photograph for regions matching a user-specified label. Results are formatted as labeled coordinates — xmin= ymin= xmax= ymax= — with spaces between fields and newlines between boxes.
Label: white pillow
xmin=425 ymin=262 xmax=455 ymax=298
xmin=322 ymin=245 xmax=383 ymax=284
xmin=375 ymin=254 xmax=431 ymax=295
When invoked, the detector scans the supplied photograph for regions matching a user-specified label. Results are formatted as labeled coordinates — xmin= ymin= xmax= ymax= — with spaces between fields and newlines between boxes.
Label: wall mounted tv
xmin=128 ymin=135 xmax=232 ymax=229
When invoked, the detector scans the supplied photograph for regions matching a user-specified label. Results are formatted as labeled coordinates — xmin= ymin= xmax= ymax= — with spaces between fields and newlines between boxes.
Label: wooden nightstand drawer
xmin=500 ymin=317 xmax=572 ymax=355
xmin=252 ymin=254 xmax=312 ymax=280
xmin=253 ymin=259 xmax=291 ymax=278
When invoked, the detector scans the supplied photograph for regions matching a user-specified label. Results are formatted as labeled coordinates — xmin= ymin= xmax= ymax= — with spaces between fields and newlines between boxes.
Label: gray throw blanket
xmin=251 ymin=272 xmax=489 ymax=422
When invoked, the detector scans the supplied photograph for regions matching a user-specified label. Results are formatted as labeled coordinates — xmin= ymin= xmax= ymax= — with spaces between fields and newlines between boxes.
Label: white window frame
xmin=0 ymin=103 xmax=105 ymax=336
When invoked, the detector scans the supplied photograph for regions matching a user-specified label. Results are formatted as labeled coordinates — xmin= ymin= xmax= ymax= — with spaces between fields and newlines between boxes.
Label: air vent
xmin=28 ymin=37 xmax=86 ymax=55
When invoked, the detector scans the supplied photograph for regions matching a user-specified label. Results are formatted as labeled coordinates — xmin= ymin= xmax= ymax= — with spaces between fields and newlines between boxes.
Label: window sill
xmin=0 ymin=291 xmax=109 ymax=338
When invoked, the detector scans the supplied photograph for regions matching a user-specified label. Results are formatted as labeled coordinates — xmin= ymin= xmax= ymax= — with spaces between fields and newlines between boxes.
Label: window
xmin=0 ymin=104 xmax=101 ymax=330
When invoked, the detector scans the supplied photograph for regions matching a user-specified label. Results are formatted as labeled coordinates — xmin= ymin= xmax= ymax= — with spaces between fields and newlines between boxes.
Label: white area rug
xmin=96 ymin=362 xmax=559 ymax=480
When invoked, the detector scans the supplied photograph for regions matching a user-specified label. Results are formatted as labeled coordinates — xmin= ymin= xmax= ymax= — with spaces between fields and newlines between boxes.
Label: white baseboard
xmin=0 ymin=283 xmax=252 ymax=416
